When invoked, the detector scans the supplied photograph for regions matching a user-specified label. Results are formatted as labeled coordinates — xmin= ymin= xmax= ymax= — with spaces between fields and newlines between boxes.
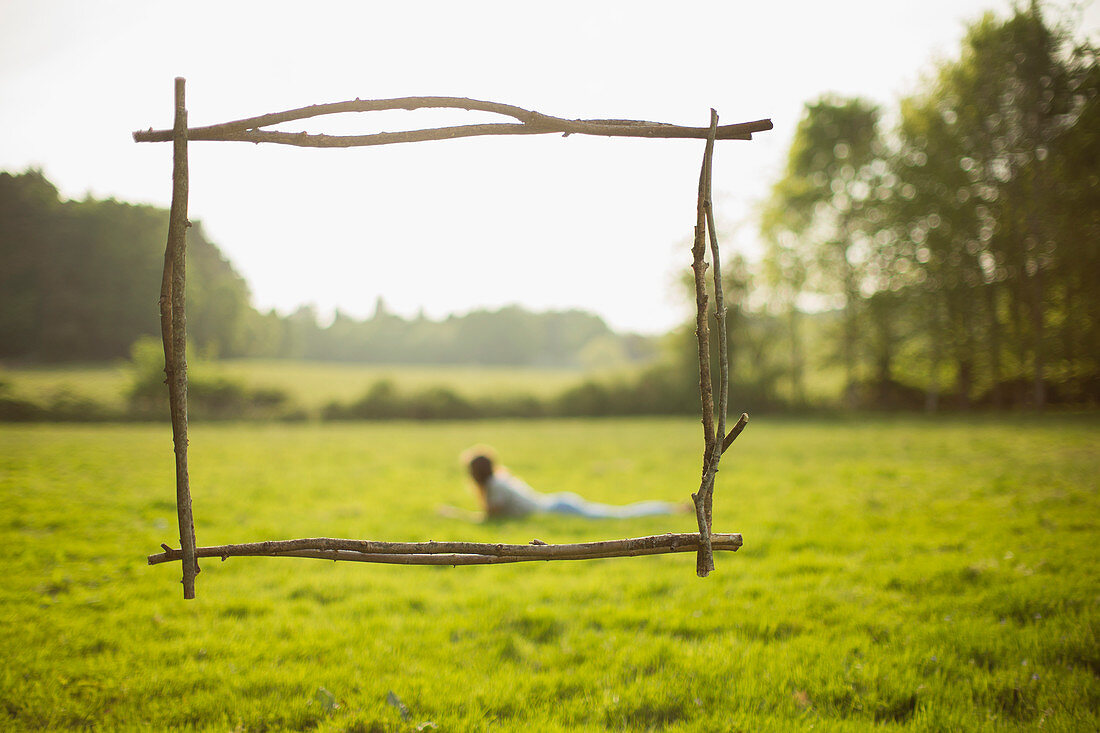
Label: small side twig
xmin=721 ymin=413 xmax=749 ymax=454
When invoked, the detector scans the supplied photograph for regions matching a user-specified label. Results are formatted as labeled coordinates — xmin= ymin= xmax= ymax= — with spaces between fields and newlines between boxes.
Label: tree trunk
xmin=925 ymin=296 xmax=942 ymax=413
xmin=788 ymin=305 xmax=806 ymax=406
xmin=955 ymin=297 xmax=975 ymax=410
xmin=984 ymin=282 xmax=1003 ymax=408
xmin=842 ymin=266 xmax=860 ymax=409
xmin=873 ymin=297 xmax=894 ymax=404
xmin=1030 ymin=266 xmax=1047 ymax=409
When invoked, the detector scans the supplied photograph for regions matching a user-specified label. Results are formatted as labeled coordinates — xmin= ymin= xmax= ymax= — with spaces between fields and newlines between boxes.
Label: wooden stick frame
xmin=134 ymin=77 xmax=769 ymax=598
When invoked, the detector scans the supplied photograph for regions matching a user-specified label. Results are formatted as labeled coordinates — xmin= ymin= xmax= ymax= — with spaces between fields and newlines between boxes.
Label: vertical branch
xmin=703 ymin=108 xmax=728 ymax=532
xmin=691 ymin=124 xmax=717 ymax=456
xmin=691 ymin=111 xmax=720 ymax=577
xmin=162 ymin=76 xmax=198 ymax=599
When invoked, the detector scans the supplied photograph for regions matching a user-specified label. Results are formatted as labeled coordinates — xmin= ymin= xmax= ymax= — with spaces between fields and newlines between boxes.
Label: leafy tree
xmin=761 ymin=96 xmax=890 ymax=404
xmin=0 ymin=170 xmax=264 ymax=361
xmin=894 ymin=1 xmax=1099 ymax=407
xmin=753 ymin=3 xmax=1099 ymax=410
xmin=0 ymin=170 xmax=63 ymax=358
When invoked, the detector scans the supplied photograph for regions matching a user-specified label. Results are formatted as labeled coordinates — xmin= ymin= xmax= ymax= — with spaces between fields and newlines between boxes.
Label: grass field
xmin=0 ymin=360 xmax=595 ymax=413
xmin=2 ymin=415 xmax=1098 ymax=730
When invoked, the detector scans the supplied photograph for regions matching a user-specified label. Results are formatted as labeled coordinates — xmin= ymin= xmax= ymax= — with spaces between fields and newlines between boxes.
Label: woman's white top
xmin=482 ymin=471 xmax=681 ymax=519
xmin=484 ymin=473 xmax=544 ymax=517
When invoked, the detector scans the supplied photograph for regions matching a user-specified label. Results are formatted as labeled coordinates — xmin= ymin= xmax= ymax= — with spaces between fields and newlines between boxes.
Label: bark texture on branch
xmin=148 ymin=533 xmax=742 ymax=566
xmin=702 ymin=109 xmax=729 ymax=551
xmin=690 ymin=112 xmax=721 ymax=577
xmin=686 ymin=111 xmax=750 ymax=578
xmin=721 ymin=412 xmax=750 ymax=454
xmin=162 ymin=77 xmax=198 ymax=599
xmin=132 ymin=95 xmax=772 ymax=147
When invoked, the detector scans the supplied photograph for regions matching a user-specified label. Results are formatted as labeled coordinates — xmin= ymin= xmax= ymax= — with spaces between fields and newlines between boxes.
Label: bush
xmin=846 ymin=378 xmax=927 ymax=411
xmin=44 ymin=389 xmax=118 ymax=421
xmin=555 ymin=381 xmax=617 ymax=417
xmin=126 ymin=336 xmax=294 ymax=420
xmin=0 ymin=395 xmax=44 ymax=421
xmin=327 ymin=381 xmax=485 ymax=420
xmin=482 ymin=393 xmax=548 ymax=418
xmin=977 ymin=376 xmax=1100 ymax=408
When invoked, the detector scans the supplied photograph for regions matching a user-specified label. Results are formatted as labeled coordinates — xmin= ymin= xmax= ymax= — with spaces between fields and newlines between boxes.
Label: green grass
xmin=2 ymin=415 xmax=1097 ymax=730
xmin=0 ymin=360 xmax=597 ymax=412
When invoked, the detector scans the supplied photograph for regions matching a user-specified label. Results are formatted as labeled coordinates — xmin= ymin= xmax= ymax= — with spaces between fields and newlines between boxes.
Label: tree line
xmin=0 ymin=170 xmax=257 ymax=361
xmin=0 ymin=169 xmax=653 ymax=368
xmin=755 ymin=2 xmax=1098 ymax=409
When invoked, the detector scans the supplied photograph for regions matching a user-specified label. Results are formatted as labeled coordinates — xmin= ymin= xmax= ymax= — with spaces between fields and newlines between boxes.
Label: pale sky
xmin=2 ymin=1 xmax=1097 ymax=334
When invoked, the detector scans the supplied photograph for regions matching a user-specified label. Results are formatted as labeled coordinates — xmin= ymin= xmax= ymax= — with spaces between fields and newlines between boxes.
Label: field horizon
xmin=0 ymin=359 xmax=620 ymax=416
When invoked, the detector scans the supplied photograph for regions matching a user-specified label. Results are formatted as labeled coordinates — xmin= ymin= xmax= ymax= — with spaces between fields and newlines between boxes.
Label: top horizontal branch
xmin=132 ymin=96 xmax=773 ymax=148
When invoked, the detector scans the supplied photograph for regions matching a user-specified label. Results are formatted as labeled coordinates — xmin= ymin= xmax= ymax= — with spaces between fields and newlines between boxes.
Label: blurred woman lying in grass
xmin=439 ymin=445 xmax=691 ymax=522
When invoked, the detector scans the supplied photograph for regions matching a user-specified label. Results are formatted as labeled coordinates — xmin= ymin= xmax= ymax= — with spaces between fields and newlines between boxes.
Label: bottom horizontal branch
xmin=148 ymin=532 xmax=742 ymax=567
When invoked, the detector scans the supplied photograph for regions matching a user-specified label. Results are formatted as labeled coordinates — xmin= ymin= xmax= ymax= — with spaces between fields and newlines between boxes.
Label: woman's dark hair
xmin=468 ymin=454 xmax=494 ymax=485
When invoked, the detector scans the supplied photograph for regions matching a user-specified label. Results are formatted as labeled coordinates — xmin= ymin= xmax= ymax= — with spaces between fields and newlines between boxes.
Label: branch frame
xmin=134 ymin=79 xmax=768 ymax=598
